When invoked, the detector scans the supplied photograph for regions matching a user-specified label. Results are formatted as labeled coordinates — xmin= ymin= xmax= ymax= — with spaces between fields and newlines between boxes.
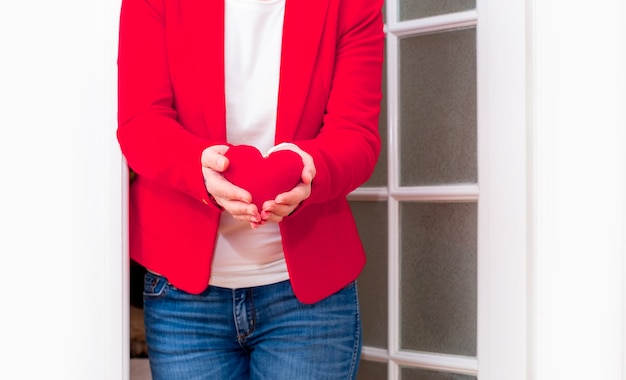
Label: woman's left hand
xmin=255 ymin=144 xmax=316 ymax=227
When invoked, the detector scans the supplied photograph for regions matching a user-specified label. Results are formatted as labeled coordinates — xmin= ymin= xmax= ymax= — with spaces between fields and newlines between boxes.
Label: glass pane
xmin=399 ymin=28 xmax=477 ymax=186
xmin=351 ymin=201 xmax=388 ymax=348
xmin=401 ymin=367 xmax=476 ymax=380
xmin=382 ymin=2 xmax=386 ymax=22
xmin=399 ymin=0 xmax=476 ymax=21
xmin=364 ymin=42 xmax=388 ymax=187
xmin=400 ymin=202 xmax=477 ymax=356
xmin=357 ymin=360 xmax=388 ymax=380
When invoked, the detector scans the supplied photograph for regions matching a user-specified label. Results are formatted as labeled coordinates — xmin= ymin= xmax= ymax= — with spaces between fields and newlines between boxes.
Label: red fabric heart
xmin=223 ymin=145 xmax=304 ymax=211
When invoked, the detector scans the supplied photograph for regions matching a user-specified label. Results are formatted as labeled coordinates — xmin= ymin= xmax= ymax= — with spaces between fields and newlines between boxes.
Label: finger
xmin=203 ymin=168 xmax=252 ymax=204
xmin=220 ymin=203 xmax=261 ymax=225
xmin=220 ymin=201 xmax=259 ymax=219
xmin=299 ymin=151 xmax=316 ymax=183
xmin=275 ymin=183 xmax=310 ymax=206
xmin=217 ymin=183 xmax=252 ymax=204
xmin=261 ymin=202 xmax=293 ymax=219
xmin=302 ymin=168 xmax=315 ymax=184
xmin=261 ymin=212 xmax=283 ymax=224
xmin=201 ymin=145 xmax=230 ymax=172
xmin=249 ymin=219 xmax=268 ymax=229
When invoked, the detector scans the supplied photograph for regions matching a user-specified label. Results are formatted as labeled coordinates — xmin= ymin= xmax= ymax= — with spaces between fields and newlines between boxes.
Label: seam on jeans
xmin=234 ymin=289 xmax=256 ymax=349
xmin=247 ymin=289 xmax=257 ymax=337
xmin=238 ymin=289 xmax=256 ymax=340
xmin=348 ymin=281 xmax=361 ymax=379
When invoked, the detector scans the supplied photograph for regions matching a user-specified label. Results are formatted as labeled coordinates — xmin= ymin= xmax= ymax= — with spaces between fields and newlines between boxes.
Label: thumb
xmin=201 ymin=145 xmax=230 ymax=172
xmin=302 ymin=169 xmax=314 ymax=185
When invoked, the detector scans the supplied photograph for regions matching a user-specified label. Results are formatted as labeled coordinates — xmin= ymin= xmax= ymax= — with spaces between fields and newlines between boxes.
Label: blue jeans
xmin=143 ymin=272 xmax=362 ymax=379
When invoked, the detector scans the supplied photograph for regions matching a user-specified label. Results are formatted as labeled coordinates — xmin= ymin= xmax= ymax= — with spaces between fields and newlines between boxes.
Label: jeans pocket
xmin=143 ymin=271 xmax=170 ymax=300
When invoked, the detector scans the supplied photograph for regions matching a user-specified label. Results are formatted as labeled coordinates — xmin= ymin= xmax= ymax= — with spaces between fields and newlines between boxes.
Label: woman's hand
xmin=201 ymin=145 xmax=262 ymax=224
xmin=259 ymin=144 xmax=316 ymax=225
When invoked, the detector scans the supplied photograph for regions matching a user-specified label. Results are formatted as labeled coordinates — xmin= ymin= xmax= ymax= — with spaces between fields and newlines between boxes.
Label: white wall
xmin=529 ymin=1 xmax=626 ymax=379
xmin=477 ymin=0 xmax=528 ymax=379
xmin=0 ymin=1 xmax=125 ymax=379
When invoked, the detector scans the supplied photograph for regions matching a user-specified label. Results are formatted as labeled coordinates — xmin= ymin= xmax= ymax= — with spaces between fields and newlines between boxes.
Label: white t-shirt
xmin=210 ymin=0 xmax=289 ymax=288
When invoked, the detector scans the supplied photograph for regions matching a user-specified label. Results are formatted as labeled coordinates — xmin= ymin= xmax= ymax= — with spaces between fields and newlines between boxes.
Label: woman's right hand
xmin=201 ymin=145 xmax=261 ymax=224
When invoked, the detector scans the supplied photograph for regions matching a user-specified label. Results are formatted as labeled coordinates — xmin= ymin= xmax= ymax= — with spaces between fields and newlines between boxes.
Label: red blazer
xmin=117 ymin=0 xmax=384 ymax=304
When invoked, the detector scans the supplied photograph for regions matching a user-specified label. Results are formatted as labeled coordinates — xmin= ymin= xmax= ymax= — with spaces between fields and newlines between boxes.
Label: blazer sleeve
xmin=295 ymin=0 xmax=385 ymax=205
xmin=117 ymin=0 xmax=217 ymax=202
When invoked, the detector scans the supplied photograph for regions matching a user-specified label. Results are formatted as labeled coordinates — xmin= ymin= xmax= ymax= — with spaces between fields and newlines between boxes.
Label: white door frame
xmin=358 ymin=1 xmax=529 ymax=379
xmin=476 ymin=0 xmax=528 ymax=378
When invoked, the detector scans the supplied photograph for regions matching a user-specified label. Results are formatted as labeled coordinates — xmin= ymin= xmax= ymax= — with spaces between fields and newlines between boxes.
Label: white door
xmin=352 ymin=1 xmax=527 ymax=379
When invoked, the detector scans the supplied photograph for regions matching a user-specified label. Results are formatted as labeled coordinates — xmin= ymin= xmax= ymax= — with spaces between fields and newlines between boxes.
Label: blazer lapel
xmin=186 ymin=0 xmax=227 ymax=142
xmin=275 ymin=0 xmax=330 ymax=143
xmin=184 ymin=0 xmax=329 ymax=143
